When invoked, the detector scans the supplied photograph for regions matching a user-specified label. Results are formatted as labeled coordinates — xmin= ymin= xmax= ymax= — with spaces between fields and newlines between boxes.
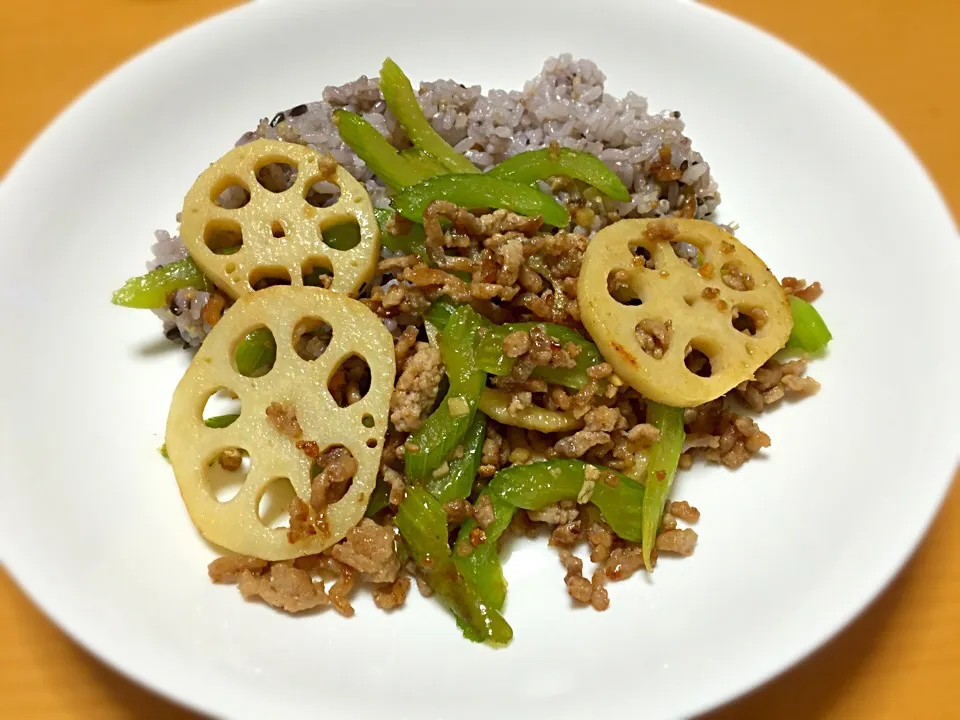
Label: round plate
xmin=1 ymin=1 xmax=957 ymax=718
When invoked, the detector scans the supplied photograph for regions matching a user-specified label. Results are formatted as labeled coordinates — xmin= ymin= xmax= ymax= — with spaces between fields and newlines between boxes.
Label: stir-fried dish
xmin=113 ymin=56 xmax=831 ymax=644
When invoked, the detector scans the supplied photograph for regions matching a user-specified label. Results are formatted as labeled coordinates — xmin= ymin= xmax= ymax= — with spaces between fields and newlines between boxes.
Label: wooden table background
xmin=1 ymin=1 xmax=957 ymax=717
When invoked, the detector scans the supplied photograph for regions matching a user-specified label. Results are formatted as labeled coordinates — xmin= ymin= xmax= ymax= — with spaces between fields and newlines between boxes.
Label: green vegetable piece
xmin=322 ymin=221 xmax=362 ymax=251
xmin=364 ymin=479 xmax=392 ymax=518
xmin=641 ymin=402 xmax=687 ymax=571
xmin=206 ymin=414 xmax=239 ymax=468
xmin=111 ymin=257 xmax=210 ymax=309
xmin=453 ymin=490 xmax=516 ymax=610
xmin=489 ymin=146 xmax=630 ymax=202
xmin=400 ymin=148 xmax=451 ymax=177
xmin=426 ymin=412 xmax=487 ymax=503
xmin=405 ymin=306 xmax=486 ymax=481
xmin=786 ymin=295 xmax=832 ymax=353
xmin=425 ymin=305 xmax=600 ymax=389
xmin=302 ymin=265 xmax=334 ymax=287
xmin=489 ymin=459 xmax=645 ymax=542
xmin=333 ymin=109 xmax=431 ymax=189
xmin=404 ymin=395 xmax=467 ymax=483
xmin=204 ymin=413 xmax=239 ymax=429
xmin=392 ymin=174 xmax=570 ymax=228
xmin=441 ymin=306 xmax=487 ymax=398
xmin=234 ymin=328 xmax=277 ymax=377
xmin=374 ymin=207 xmax=428 ymax=260
xmin=395 ymin=486 xmax=512 ymax=644
xmin=476 ymin=322 xmax=604 ymax=390
xmin=473 ymin=325 xmax=513 ymax=376
xmin=379 ymin=58 xmax=479 ymax=175
xmin=455 ymin=616 xmax=484 ymax=642
xmin=422 ymin=296 xmax=459 ymax=332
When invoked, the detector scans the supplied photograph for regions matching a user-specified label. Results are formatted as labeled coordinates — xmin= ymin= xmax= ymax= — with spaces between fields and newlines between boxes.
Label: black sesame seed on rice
xmin=289 ymin=104 xmax=308 ymax=117
xmin=269 ymin=111 xmax=285 ymax=128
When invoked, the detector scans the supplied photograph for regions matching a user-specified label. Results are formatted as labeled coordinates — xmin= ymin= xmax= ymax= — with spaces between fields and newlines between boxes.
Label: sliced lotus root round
xmin=180 ymin=139 xmax=379 ymax=299
xmin=165 ymin=286 xmax=395 ymax=560
xmin=579 ymin=218 xmax=792 ymax=407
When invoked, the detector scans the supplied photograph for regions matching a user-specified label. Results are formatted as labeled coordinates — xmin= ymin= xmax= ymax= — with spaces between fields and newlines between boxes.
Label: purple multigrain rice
xmin=151 ymin=55 xmax=721 ymax=345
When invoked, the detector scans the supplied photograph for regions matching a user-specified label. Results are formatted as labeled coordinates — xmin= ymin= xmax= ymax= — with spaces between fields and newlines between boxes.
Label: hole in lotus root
xmin=233 ymin=326 xmax=276 ymax=378
xmin=302 ymin=258 xmax=334 ymax=288
xmin=629 ymin=243 xmax=655 ymax=269
xmin=684 ymin=341 xmax=715 ymax=378
xmin=257 ymin=477 xmax=298 ymax=528
xmin=732 ymin=306 xmax=767 ymax=336
xmin=211 ymin=177 xmax=251 ymax=209
xmin=305 ymin=179 xmax=342 ymax=208
xmin=321 ymin=218 xmax=362 ymax=251
xmin=202 ymin=388 xmax=242 ymax=426
xmin=204 ymin=220 xmax=244 ymax=254
xmin=255 ymin=159 xmax=298 ymax=193
xmin=249 ymin=267 xmax=292 ymax=290
xmin=607 ymin=269 xmax=643 ymax=306
xmin=292 ymin=317 xmax=333 ymax=361
xmin=205 ymin=447 xmax=251 ymax=502
xmin=328 ymin=355 xmax=371 ymax=408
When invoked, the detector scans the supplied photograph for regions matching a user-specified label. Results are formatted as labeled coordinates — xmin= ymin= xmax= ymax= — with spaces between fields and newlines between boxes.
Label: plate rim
xmin=1 ymin=0 xmax=958 ymax=718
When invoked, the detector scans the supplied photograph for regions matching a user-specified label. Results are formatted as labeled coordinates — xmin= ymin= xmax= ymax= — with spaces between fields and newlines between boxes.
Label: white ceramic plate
xmin=1 ymin=1 xmax=957 ymax=718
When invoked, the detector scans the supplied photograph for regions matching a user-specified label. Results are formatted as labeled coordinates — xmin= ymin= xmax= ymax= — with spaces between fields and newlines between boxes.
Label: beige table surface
xmin=1 ymin=1 xmax=957 ymax=717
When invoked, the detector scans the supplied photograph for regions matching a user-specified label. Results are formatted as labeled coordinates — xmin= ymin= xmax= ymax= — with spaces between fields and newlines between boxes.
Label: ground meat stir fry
xmin=390 ymin=342 xmax=443 ymax=432
xmin=237 ymin=562 xmax=330 ymax=614
xmin=208 ymin=555 xmax=269 ymax=583
xmin=681 ymin=401 xmax=772 ymax=469
xmin=212 ymin=524 xmax=406 ymax=617
xmin=330 ymin=519 xmax=400 ymax=584
xmin=502 ymin=326 xmax=579 ymax=382
xmin=656 ymin=529 xmax=698 ymax=556
xmin=129 ymin=53 xmax=837 ymax=644
xmin=367 ymin=205 xmax=588 ymax=328
xmin=373 ymin=577 xmax=411 ymax=610
xmin=735 ymin=357 xmax=821 ymax=413
xmin=559 ymin=549 xmax=609 ymax=611
xmin=201 ymin=193 xmax=821 ymax=621
xmin=513 ymin=495 xmax=702 ymax=609
xmin=781 ymin=276 xmax=823 ymax=303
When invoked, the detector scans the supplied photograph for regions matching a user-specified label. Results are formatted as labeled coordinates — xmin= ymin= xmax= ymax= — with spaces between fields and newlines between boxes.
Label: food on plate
xmin=579 ymin=218 xmax=793 ymax=407
xmin=180 ymin=139 xmax=380 ymax=298
xmin=165 ymin=286 xmax=394 ymax=560
xmin=114 ymin=55 xmax=831 ymax=643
